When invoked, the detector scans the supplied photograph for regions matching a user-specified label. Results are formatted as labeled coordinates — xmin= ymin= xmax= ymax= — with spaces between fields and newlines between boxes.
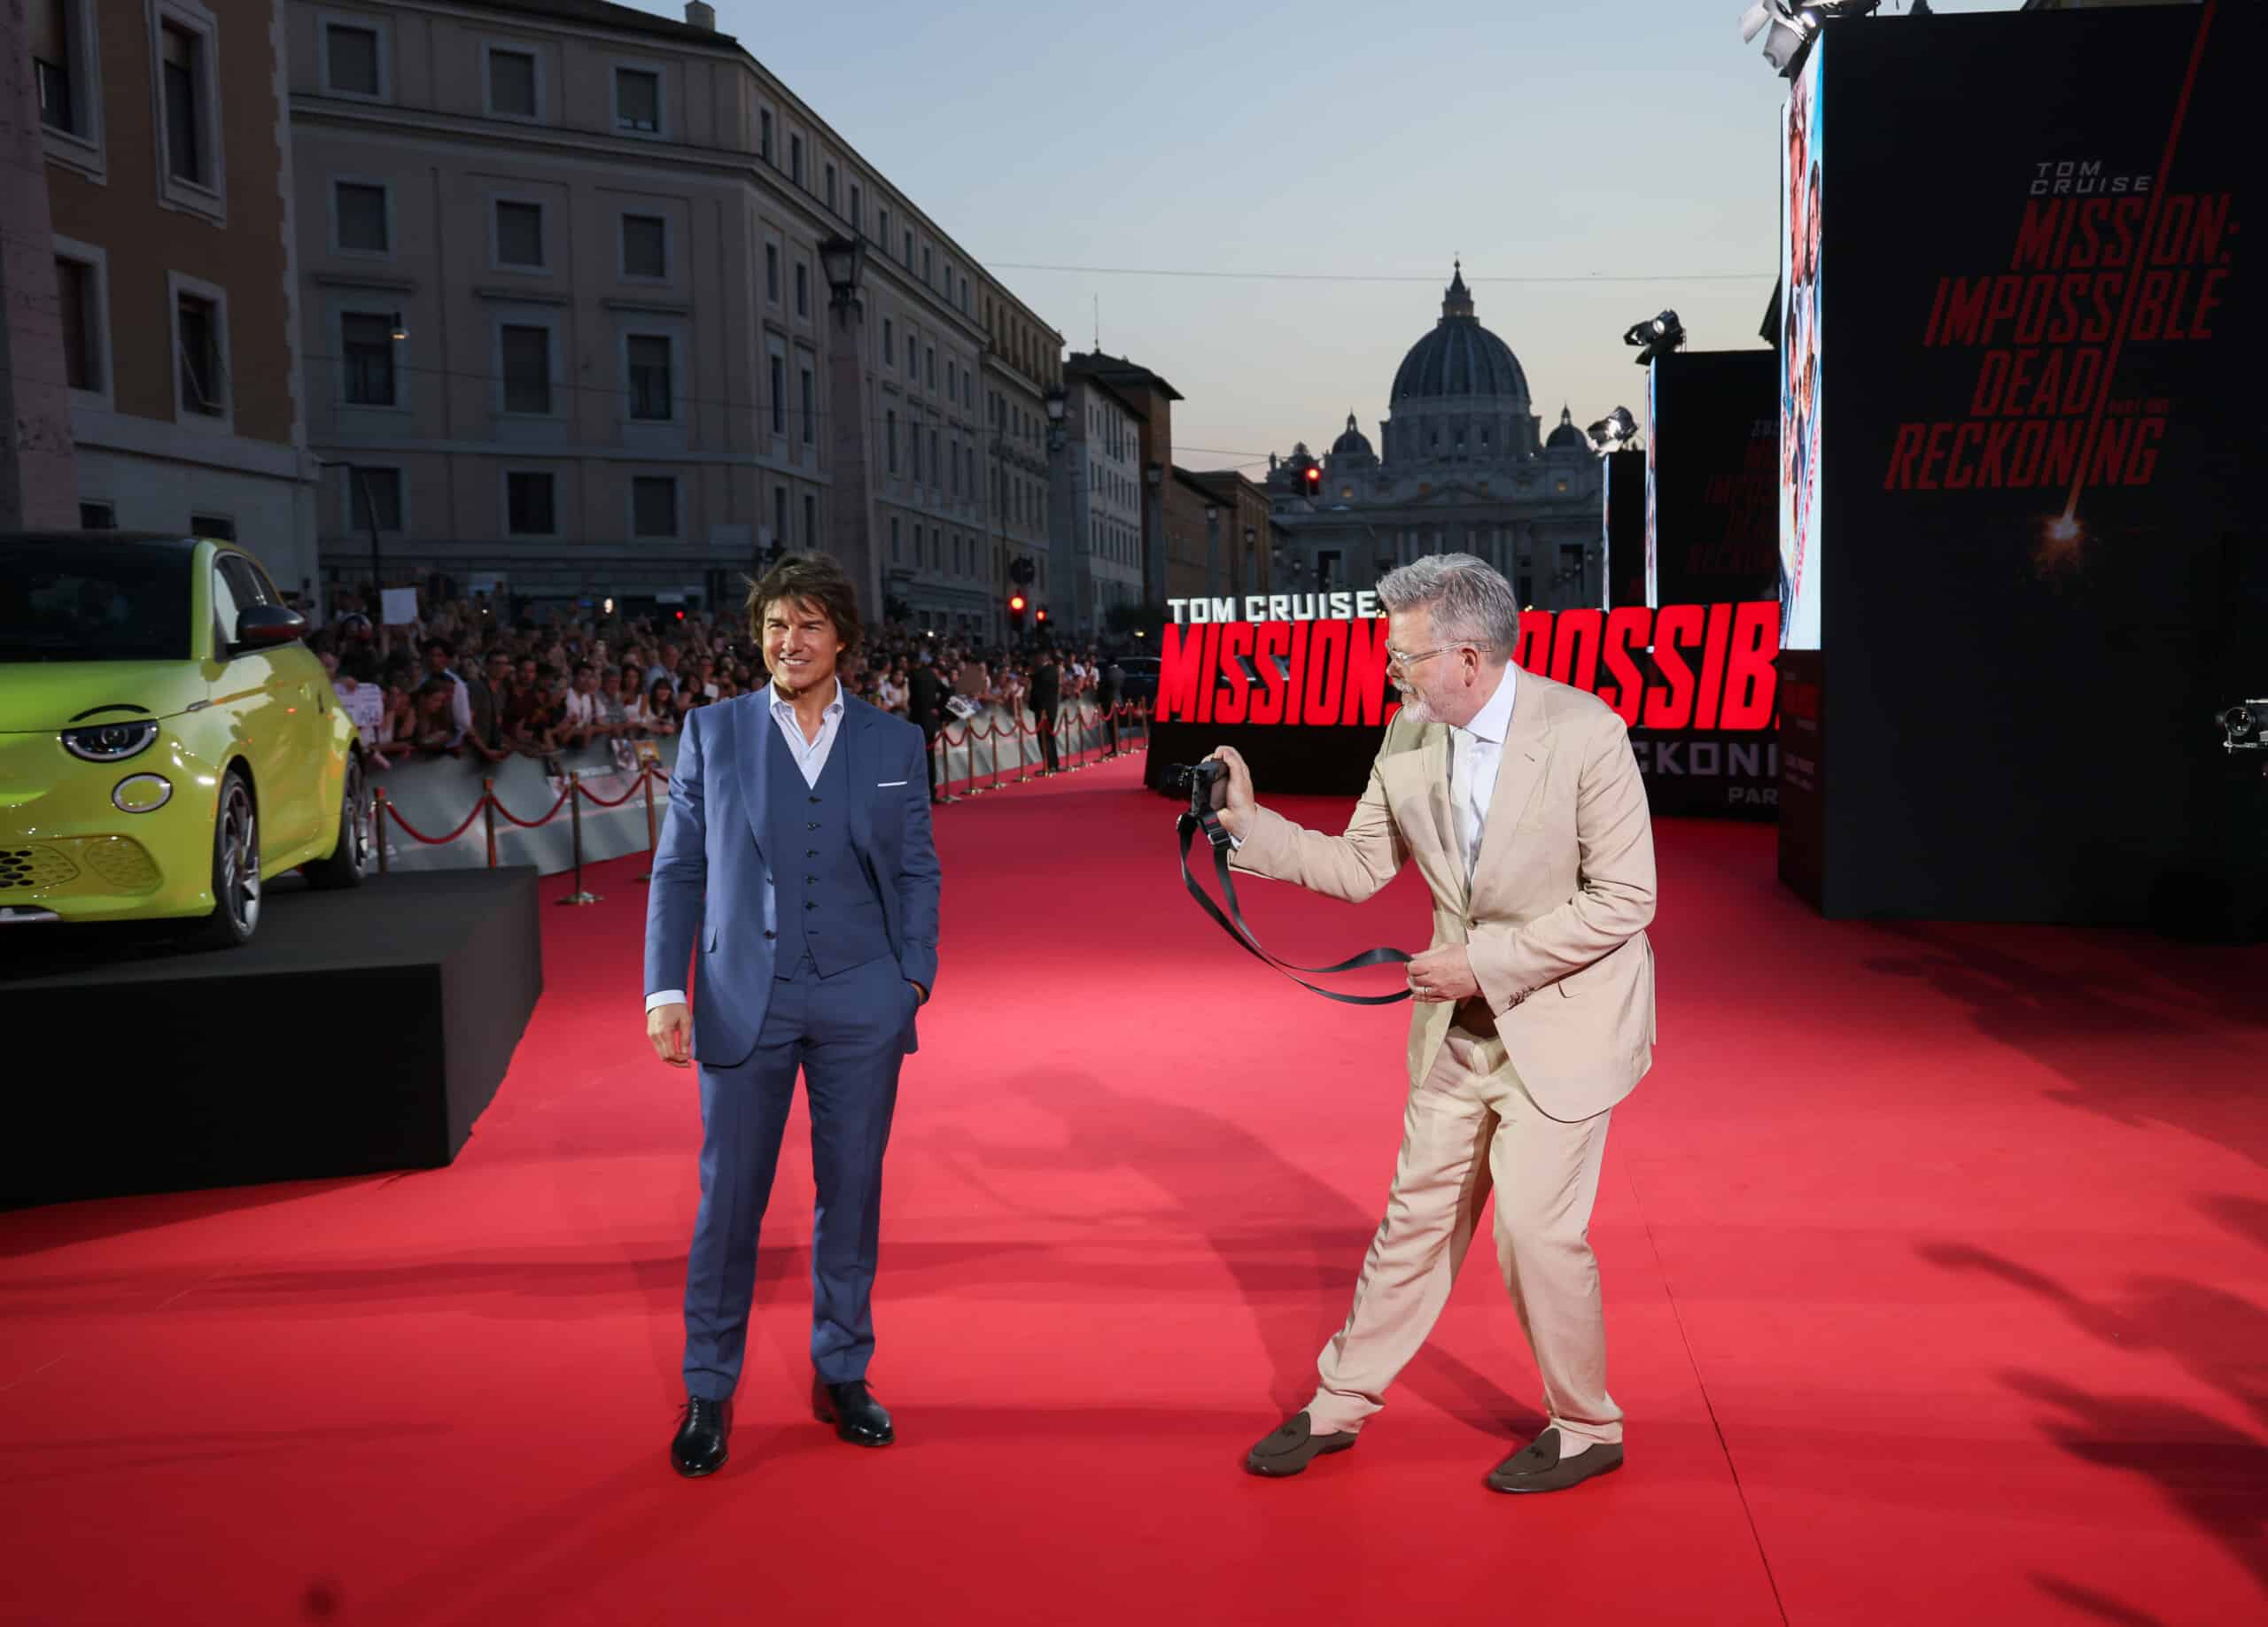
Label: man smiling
xmin=644 ymin=553 xmax=942 ymax=1479
xmin=1208 ymin=554 xmax=1658 ymax=1494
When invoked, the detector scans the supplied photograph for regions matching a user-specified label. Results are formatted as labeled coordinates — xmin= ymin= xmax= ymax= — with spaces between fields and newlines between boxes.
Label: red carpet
xmin=4 ymin=756 xmax=2264 ymax=1626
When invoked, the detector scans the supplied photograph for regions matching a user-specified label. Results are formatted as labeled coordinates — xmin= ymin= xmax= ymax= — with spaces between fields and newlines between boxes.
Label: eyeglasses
xmin=1383 ymin=642 xmax=1488 ymax=670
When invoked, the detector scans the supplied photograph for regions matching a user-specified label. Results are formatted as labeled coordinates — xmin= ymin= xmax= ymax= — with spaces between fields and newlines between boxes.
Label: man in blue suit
xmin=644 ymin=554 xmax=941 ymax=1479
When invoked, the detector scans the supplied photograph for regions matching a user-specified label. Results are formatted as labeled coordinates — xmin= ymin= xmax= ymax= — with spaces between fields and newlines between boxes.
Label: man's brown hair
xmin=745 ymin=553 xmax=863 ymax=655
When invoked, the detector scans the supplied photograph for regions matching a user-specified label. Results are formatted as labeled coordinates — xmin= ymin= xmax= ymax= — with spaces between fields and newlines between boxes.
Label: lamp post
xmin=818 ymin=233 xmax=882 ymax=616
xmin=1044 ymin=384 xmax=1074 ymax=634
xmin=316 ymin=458 xmax=384 ymax=615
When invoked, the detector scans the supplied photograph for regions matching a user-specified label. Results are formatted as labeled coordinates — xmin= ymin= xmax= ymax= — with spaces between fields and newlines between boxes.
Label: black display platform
xmin=0 ymin=868 xmax=542 ymax=1209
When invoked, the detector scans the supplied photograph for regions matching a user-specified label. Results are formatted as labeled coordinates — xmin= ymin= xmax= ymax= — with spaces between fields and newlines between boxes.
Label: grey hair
xmin=1375 ymin=553 xmax=1520 ymax=655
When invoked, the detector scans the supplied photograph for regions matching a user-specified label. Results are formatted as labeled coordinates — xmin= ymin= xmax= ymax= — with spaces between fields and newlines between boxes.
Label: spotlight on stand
xmin=2223 ymin=699 xmax=2268 ymax=755
xmin=1740 ymin=1 xmax=1882 ymax=81
xmin=1587 ymin=407 xmax=1640 ymax=453
xmin=1623 ymin=311 xmax=1685 ymax=366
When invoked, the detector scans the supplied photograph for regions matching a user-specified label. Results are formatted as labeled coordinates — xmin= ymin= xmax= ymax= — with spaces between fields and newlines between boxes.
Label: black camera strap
xmin=1177 ymin=810 xmax=1413 ymax=1004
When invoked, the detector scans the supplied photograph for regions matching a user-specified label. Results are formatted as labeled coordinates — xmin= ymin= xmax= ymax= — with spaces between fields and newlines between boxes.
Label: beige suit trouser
xmin=1306 ymin=1021 xmax=1622 ymax=1448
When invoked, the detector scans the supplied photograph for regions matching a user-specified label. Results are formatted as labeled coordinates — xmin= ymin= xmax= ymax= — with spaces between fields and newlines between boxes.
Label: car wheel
xmin=192 ymin=770 xmax=261 ymax=949
xmin=306 ymin=753 xmax=373 ymax=890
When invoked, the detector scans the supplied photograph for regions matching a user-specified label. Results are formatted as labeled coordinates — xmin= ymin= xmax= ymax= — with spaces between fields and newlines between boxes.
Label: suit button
xmin=806 ymin=822 xmax=820 ymax=830
xmin=805 ymin=902 xmax=818 ymax=910
xmin=809 ymin=795 xmax=821 ymax=804
xmin=805 ymin=876 xmax=819 ymax=885
xmin=806 ymin=849 xmax=819 ymax=857
xmin=763 ymin=930 xmax=776 ymax=940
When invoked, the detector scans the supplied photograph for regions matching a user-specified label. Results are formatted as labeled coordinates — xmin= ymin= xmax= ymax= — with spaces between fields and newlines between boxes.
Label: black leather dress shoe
xmin=1245 ymin=1412 xmax=1356 ymax=1477
xmin=1486 ymin=1428 xmax=1624 ymax=1494
xmin=670 ymin=1396 xmax=729 ymax=1478
xmin=812 ymin=1377 xmax=894 ymax=1446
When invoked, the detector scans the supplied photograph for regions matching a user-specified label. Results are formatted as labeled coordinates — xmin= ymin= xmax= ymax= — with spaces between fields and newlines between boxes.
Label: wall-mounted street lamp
xmin=819 ymin=233 xmax=865 ymax=316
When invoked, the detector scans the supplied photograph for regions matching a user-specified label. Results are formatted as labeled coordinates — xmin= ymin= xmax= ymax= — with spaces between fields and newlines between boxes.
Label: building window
xmin=794 ymin=261 xmax=808 ymax=318
xmin=929 ymin=430 xmax=940 ymax=486
xmin=882 ymin=317 xmax=894 ymax=365
xmin=824 ymin=163 xmax=836 ymax=213
xmin=889 ymin=515 xmax=900 ymax=562
xmin=622 ymin=213 xmax=666 ymax=280
xmin=614 ymin=66 xmax=660 ymax=133
xmin=500 ymin=324 xmax=551 ymax=414
xmin=803 ymin=493 xmax=817 ymax=547
xmin=494 ymin=200 xmax=544 ymax=268
xmin=340 ymin=312 xmax=396 ymax=406
xmin=159 ymin=19 xmax=214 ymax=188
xmin=789 ymin=134 xmax=804 ymax=186
xmin=878 ymin=206 xmax=890 ymax=248
xmin=507 ymin=471 xmax=555 ymax=535
xmin=55 ymin=253 xmax=102 ymax=395
xmin=766 ymin=341 xmax=786 ymax=436
xmin=922 ymin=246 xmax=932 ymax=285
xmin=799 ymin=364 xmax=814 ymax=445
xmin=335 ymin=181 xmax=389 ymax=253
xmin=910 ymin=422 xmax=921 ymax=482
xmin=765 ymin=242 xmax=780 ymax=302
xmin=885 ymin=409 xmax=897 ymax=474
xmin=905 ymin=333 xmax=916 ymax=374
xmin=633 ymin=476 xmax=678 ymax=538
xmin=849 ymin=182 xmax=861 ymax=231
xmin=322 ymin=22 xmax=382 ymax=98
xmin=903 ymin=229 xmax=913 ymax=267
xmin=191 ymin=513 xmax=237 ymax=541
xmin=627 ymin=334 xmax=672 ymax=421
xmin=758 ymin=107 xmax=773 ymax=162
xmin=351 ymin=468 xmax=403 ymax=532
xmin=773 ymin=487 xmax=788 ymax=551
xmin=32 ymin=0 xmax=88 ymax=138
xmin=486 ymin=46 xmax=538 ymax=119
xmin=80 ymin=501 xmax=115 ymax=530
xmin=175 ymin=287 xmax=225 ymax=417
xmin=925 ymin=347 xmax=935 ymax=390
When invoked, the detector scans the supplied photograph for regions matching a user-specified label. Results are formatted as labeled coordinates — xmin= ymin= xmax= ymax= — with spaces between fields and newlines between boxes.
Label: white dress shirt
xmin=646 ymin=679 xmax=846 ymax=1011
xmin=1448 ymin=662 xmax=1518 ymax=883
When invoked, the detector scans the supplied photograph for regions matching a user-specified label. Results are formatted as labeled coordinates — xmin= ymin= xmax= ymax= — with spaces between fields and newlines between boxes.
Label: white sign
xmin=1164 ymin=591 xmax=1380 ymax=625
xmin=381 ymin=587 xmax=419 ymax=625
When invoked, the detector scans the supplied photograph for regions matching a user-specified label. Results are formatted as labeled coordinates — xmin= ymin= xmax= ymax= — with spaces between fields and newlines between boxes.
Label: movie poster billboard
xmin=1777 ymin=37 xmax=1825 ymax=650
xmin=1604 ymin=448 xmax=1648 ymax=610
xmin=1646 ymin=351 xmax=1780 ymax=608
xmin=1798 ymin=2 xmax=2261 ymax=921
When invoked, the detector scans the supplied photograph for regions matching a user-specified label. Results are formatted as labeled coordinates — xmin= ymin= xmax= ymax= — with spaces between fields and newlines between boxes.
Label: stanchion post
xmin=483 ymin=779 xmax=498 ymax=869
xmin=633 ymin=762 xmax=658 ymax=882
xmin=373 ymin=786 xmax=391 ymax=876
xmin=557 ymin=771 xmax=602 ymax=905
xmin=964 ymin=721 xmax=990 ymax=796
xmin=1015 ymin=701 xmax=1034 ymax=784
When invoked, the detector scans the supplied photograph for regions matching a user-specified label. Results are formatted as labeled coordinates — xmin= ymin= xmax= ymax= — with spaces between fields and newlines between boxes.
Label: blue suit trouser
xmin=683 ymin=952 xmax=912 ymax=1400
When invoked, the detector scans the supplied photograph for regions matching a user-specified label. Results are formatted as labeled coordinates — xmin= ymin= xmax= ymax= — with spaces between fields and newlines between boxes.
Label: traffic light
xmin=1035 ymin=606 xmax=1048 ymax=625
xmin=1302 ymin=464 xmax=1322 ymax=497
xmin=1008 ymin=592 xmax=1028 ymax=631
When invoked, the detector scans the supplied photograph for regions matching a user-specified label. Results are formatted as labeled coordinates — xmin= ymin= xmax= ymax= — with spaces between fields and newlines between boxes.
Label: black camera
xmin=1164 ymin=759 xmax=1229 ymax=817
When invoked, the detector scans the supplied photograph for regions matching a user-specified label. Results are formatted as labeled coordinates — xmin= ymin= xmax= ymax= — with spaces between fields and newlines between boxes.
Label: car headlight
xmin=60 ymin=720 xmax=159 ymax=763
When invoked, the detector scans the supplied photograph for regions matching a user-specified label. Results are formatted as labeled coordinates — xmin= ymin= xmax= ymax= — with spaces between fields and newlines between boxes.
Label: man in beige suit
xmin=1210 ymin=554 xmax=1656 ymax=1494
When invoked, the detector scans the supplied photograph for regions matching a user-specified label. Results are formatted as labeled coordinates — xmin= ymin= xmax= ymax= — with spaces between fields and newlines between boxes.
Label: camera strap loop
xmin=1177 ymin=813 xmax=1414 ymax=1004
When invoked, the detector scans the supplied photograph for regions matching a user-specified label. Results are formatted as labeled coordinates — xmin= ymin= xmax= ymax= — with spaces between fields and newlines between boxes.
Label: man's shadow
xmin=928 ymin=1067 xmax=1541 ymax=1439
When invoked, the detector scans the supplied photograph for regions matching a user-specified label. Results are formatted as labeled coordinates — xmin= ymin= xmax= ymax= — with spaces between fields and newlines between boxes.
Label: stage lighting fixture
xmin=1587 ymin=407 xmax=1640 ymax=453
xmin=1623 ymin=310 xmax=1685 ymax=365
xmin=1740 ymin=0 xmax=1881 ymax=80
xmin=2222 ymin=699 xmax=2267 ymax=754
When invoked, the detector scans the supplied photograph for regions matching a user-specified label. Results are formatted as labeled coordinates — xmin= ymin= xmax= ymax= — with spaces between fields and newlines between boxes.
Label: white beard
xmin=1396 ymin=688 xmax=1437 ymax=726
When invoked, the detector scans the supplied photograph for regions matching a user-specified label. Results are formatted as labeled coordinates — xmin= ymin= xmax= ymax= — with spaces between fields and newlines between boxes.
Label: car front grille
xmin=0 ymin=846 xmax=79 ymax=891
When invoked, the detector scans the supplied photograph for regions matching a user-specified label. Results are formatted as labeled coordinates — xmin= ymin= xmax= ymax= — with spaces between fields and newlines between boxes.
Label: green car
xmin=0 ymin=532 xmax=372 ymax=946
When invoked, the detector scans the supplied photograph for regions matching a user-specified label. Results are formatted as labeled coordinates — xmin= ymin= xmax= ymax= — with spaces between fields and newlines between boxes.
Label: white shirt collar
xmin=1457 ymin=663 xmax=1518 ymax=746
xmin=771 ymin=676 xmax=845 ymax=720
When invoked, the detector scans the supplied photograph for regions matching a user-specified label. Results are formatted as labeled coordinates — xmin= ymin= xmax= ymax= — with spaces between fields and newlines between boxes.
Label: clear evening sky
xmin=703 ymin=0 xmax=2019 ymax=476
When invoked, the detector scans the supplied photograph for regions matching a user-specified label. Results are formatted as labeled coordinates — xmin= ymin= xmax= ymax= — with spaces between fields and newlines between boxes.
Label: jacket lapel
xmin=737 ymin=696 xmax=769 ymax=866
xmin=843 ymin=699 xmax=874 ymax=856
xmin=1470 ymin=674 xmax=1550 ymax=906
xmin=1417 ymin=720 xmax=1464 ymax=909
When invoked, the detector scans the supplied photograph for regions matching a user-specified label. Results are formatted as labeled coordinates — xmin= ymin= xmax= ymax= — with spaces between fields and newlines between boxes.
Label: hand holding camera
xmin=1199 ymin=748 xmax=1257 ymax=841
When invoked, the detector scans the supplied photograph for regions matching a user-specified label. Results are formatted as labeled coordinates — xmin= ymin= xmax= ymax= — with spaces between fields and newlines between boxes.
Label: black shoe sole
xmin=1245 ymin=1436 xmax=1355 ymax=1478
xmin=1487 ymin=1453 xmax=1623 ymax=1494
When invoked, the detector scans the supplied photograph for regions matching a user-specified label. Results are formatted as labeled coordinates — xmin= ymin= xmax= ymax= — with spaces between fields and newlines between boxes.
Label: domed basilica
xmin=1265 ymin=264 xmax=1604 ymax=609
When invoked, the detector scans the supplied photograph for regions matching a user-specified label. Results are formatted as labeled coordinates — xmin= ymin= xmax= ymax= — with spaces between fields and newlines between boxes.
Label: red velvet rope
xmin=379 ymin=794 xmax=489 ymax=847
xmin=489 ymin=785 xmax=573 ymax=829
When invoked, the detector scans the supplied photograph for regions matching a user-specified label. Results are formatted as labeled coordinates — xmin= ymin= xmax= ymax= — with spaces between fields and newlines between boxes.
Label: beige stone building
xmin=286 ymin=0 xmax=1055 ymax=631
xmin=972 ymin=282 xmax=1062 ymax=639
xmin=26 ymin=0 xmax=318 ymax=588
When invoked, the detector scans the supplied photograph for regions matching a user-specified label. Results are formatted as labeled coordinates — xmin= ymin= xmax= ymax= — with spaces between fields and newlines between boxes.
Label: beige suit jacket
xmin=1230 ymin=670 xmax=1658 ymax=1122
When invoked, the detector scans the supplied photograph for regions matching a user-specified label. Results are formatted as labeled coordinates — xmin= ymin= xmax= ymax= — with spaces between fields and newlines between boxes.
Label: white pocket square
xmin=877 ymin=779 xmax=908 ymax=786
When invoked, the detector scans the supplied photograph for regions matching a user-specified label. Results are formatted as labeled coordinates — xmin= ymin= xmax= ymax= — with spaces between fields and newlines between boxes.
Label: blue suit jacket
xmin=643 ymin=691 xmax=942 ymax=1068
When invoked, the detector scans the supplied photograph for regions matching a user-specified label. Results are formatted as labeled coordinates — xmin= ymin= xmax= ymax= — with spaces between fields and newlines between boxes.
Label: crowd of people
xmin=302 ymin=585 xmax=1135 ymax=798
